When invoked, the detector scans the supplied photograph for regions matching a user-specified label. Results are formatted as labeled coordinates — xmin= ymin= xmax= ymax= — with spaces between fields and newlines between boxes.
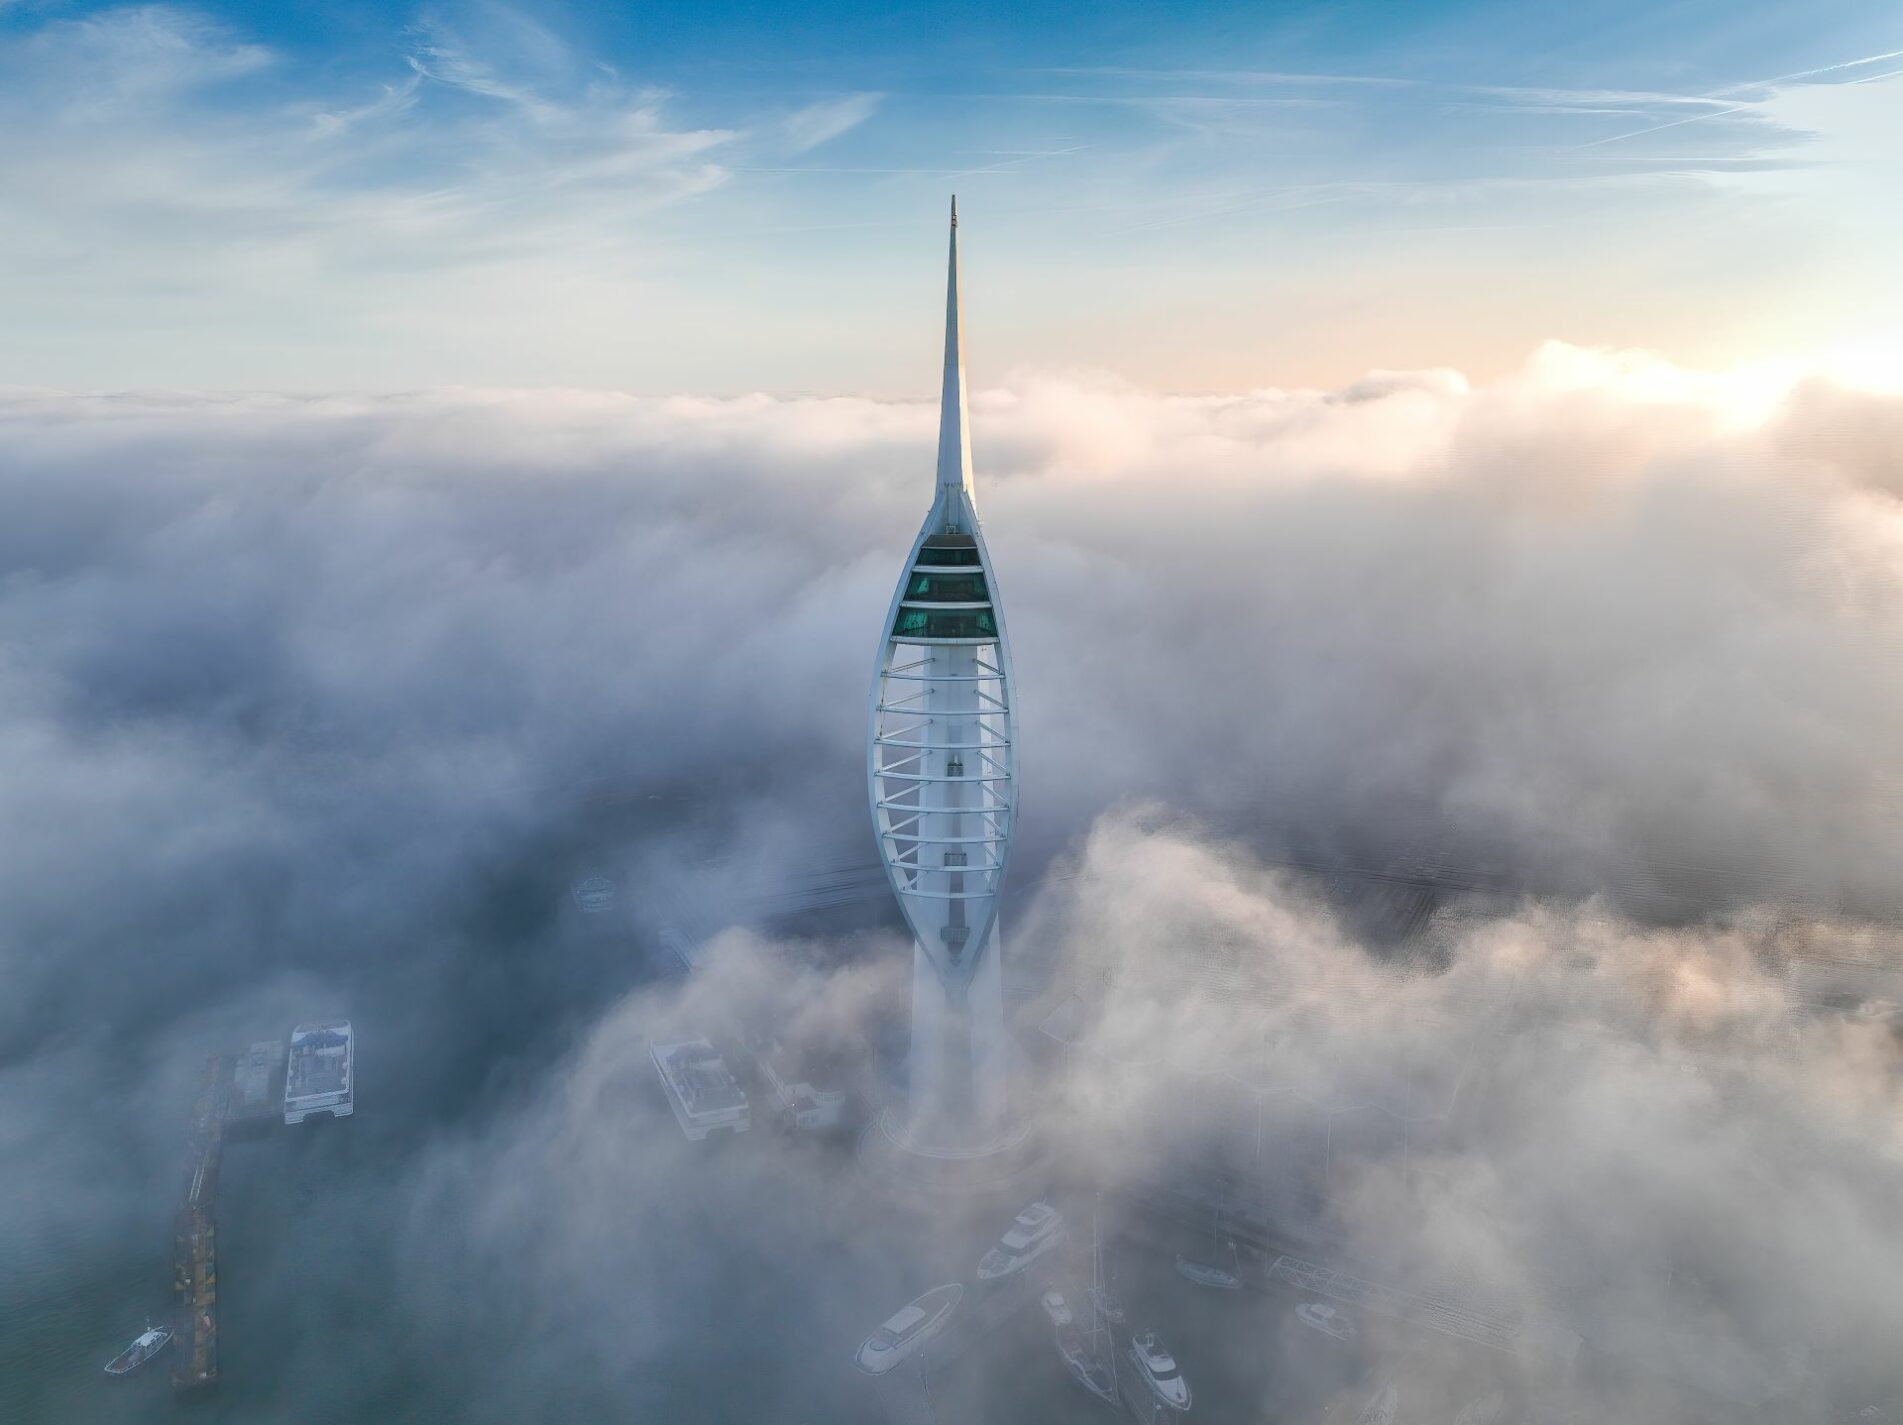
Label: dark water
xmin=2 ymin=1105 xmax=410 ymax=1423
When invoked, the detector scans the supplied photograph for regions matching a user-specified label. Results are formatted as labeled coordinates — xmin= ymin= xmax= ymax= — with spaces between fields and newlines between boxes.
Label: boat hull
xmin=976 ymin=1223 xmax=1065 ymax=1280
xmin=1174 ymin=1255 xmax=1242 ymax=1290
xmin=1128 ymin=1339 xmax=1191 ymax=1412
xmin=1057 ymin=1335 xmax=1118 ymax=1405
xmin=854 ymin=1284 xmax=963 ymax=1376
xmin=103 ymin=1329 xmax=171 ymax=1376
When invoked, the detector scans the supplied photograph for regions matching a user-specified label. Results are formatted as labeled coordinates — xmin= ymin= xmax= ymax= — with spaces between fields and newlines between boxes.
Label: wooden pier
xmin=172 ymin=1054 xmax=231 ymax=1390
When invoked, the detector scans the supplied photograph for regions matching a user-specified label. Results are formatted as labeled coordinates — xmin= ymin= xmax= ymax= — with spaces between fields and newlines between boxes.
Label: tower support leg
xmin=906 ymin=924 xmax=1008 ymax=1154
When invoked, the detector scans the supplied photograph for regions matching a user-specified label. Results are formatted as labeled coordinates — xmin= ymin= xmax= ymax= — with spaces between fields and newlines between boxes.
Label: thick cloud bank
xmin=1027 ymin=813 xmax=1903 ymax=1419
xmin=3 ymin=348 xmax=1902 ymax=1422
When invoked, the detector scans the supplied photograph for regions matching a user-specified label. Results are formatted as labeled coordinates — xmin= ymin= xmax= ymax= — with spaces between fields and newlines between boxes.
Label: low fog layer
xmin=3 ymin=347 xmax=1901 ymax=1421
xmin=1028 ymin=812 xmax=1903 ymax=1418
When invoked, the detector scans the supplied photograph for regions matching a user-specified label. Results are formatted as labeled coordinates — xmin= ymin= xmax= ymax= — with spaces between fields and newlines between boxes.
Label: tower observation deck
xmin=868 ymin=199 xmax=1020 ymax=1159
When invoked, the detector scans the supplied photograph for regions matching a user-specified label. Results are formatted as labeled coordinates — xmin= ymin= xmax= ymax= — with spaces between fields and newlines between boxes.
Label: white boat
xmin=1454 ymin=1392 xmax=1508 ymax=1425
xmin=1128 ymin=1329 xmax=1191 ymax=1412
xmin=977 ymin=1201 xmax=1065 ymax=1281
xmin=283 ymin=1020 xmax=353 ymax=1124
xmin=1041 ymin=1289 xmax=1073 ymax=1329
xmin=1174 ymin=1254 xmax=1242 ymax=1291
xmin=1355 ymin=1382 xmax=1397 ymax=1425
xmin=853 ymin=1284 xmax=963 ymax=1375
xmin=103 ymin=1323 xmax=171 ymax=1376
xmin=1294 ymin=1301 xmax=1357 ymax=1341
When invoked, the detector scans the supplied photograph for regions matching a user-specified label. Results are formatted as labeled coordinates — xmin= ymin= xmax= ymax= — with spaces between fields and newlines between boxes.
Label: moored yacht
xmin=854 ymin=1284 xmax=962 ymax=1375
xmin=103 ymin=1323 xmax=171 ymax=1376
xmin=1057 ymin=1327 xmax=1119 ymax=1406
xmin=1128 ymin=1330 xmax=1191 ymax=1412
xmin=976 ymin=1200 xmax=1064 ymax=1281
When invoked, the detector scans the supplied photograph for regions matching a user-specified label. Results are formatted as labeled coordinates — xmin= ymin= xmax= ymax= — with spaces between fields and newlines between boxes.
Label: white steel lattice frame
xmin=868 ymin=524 xmax=1018 ymax=999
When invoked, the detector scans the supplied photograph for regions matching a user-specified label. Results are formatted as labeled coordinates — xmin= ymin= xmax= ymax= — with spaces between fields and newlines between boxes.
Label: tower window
xmin=917 ymin=543 xmax=982 ymax=567
xmin=891 ymin=609 xmax=998 ymax=640
xmin=904 ymin=572 xmax=989 ymax=602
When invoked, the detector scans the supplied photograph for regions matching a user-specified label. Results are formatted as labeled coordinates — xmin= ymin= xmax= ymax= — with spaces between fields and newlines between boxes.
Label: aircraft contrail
xmin=1576 ymin=46 xmax=1903 ymax=148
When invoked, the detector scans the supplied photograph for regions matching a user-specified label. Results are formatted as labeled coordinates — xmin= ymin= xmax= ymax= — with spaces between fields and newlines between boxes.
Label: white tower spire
xmin=868 ymin=199 xmax=1019 ymax=1157
xmin=933 ymin=195 xmax=975 ymax=520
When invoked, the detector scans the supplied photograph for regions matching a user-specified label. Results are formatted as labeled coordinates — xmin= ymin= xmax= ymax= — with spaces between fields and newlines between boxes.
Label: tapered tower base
xmin=902 ymin=931 xmax=1009 ymax=1155
xmin=856 ymin=1106 xmax=1046 ymax=1201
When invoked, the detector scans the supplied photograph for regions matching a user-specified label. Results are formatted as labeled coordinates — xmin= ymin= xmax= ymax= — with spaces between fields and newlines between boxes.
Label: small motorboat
xmin=977 ymin=1201 xmax=1065 ymax=1281
xmin=1128 ymin=1329 xmax=1192 ymax=1412
xmin=1174 ymin=1253 xmax=1242 ymax=1290
xmin=1040 ymin=1288 xmax=1073 ymax=1329
xmin=103 ymin=1323 xmax=172 ymax=1376
xmin=853 ymin=1284 xmax=963 ymax=1375
xmin=1355 ymin=1382 xmax=1397 ymax=1425
xmin=1294 ymin=1301 xmax=1357 ymax=1341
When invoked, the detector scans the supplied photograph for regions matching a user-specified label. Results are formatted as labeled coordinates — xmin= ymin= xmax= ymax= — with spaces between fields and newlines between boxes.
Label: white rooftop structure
xmin=868 ymin=198 xmax=1019 ymax=1155
xmin=283 ymin=1019 xmax=353 ymax=1125
xmin=650 ymin=1037 xmax=751 ymax=1141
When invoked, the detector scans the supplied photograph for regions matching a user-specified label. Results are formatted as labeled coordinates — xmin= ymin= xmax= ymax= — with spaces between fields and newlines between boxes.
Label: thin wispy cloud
xmin=0 ymin=4 xmax=744 ymax=382
xmin=779 ymin=92 xmax=884 ymax=153
xmin=1012 ymin=92 xmax=1335 ymax=108
xmin=310 ymin=76 xmax=421 ymax=137
xmin=1465 ymin=85 xmax=1742 ymax=108
xmin=402 ymin=14 xmax=568 ymax=119
xmin=1 ymin=2 xmax=1898 ymax=391
xmin=1028 ymin=65 xmax=1413 ymax=88
xmin=9 ymin=5 xmax=272 ymax=108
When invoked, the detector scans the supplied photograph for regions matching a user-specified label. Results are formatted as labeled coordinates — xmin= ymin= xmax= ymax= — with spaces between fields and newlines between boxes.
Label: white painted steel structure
xmin=869 ymin=198 xmax=1018 ymax=1155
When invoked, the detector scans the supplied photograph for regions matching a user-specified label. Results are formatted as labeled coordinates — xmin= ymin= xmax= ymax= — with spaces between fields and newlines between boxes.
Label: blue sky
xmin=2 ymin=0 xmax=1899 ymax=392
